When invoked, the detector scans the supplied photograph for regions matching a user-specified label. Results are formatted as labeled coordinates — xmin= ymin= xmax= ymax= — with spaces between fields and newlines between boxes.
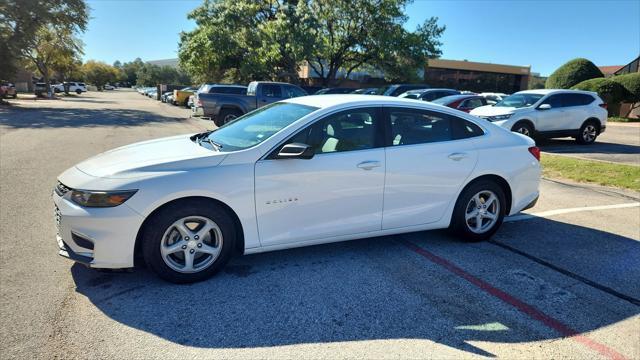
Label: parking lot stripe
xmin=488 ymin=240 xmax=640 ymax=307
xmin=401 ymin=240 xmax=629 ymax=360
xmin=506 ymin=202 xmax=640 ymax=222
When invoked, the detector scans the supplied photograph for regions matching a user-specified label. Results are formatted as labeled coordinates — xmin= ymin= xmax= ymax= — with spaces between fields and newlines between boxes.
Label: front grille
xmin=55 ymin=181 xmax=71 ymax=196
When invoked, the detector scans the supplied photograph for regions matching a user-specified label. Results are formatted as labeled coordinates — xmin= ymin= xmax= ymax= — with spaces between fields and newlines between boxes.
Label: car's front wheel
xmin=511 ymin=122 xmax=534 ymax=138
xmin=142 ymin=200 xmax=236 ymax=283
xmin=450 ymin=180 xmax=506 ymax=242
xmin=576 ymin=120 xmax=599 ymax=145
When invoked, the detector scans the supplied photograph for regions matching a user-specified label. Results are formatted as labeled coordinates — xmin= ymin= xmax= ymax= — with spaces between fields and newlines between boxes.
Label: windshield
xmin=495 ymin=93 xmax=544 ymax=108
xmin=202 ymin=102 xmax=318 ymax=151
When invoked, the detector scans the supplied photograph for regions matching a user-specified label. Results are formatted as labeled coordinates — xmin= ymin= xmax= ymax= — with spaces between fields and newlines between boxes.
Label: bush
xmin=546 ymin=58 xmax=603 ymax=89
xmin=571 ymin=78 xmax=627 ymax=104
xmin=612 ymin=72 xmax=640 ymax=103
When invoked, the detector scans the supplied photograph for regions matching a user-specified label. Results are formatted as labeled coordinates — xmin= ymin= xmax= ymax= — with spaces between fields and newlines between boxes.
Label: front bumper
xmin=53 ymin=191 xmax=145 ymax=269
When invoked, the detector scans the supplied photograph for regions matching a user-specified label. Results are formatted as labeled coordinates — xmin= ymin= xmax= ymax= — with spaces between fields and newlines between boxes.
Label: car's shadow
xmin=538 ymin=138 xmax=640 ymax=155
xmin=70 ymin=217 xmax=640 ymax=357
xmin=0 ymin=106 xmax=186 ymax=129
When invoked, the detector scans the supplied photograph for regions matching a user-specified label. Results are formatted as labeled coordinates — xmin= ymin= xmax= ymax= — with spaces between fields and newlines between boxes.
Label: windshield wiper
xmin=202 ymin=137 xmax=223 ymax=151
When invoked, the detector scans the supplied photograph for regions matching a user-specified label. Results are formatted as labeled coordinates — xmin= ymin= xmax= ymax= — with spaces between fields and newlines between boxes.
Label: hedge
xmin=571 ymin=77 xmax=627 ymax=104
xmin=611 ymin=72 xmax=640 ymax=102
xmin=546 ymin=58 xmax=603 ymax=89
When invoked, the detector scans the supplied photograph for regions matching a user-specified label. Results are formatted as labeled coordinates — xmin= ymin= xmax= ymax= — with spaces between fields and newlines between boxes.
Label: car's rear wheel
xmin=576 ymin=120 xmax=599 ymax=145
xmin=142 ymin=200 xmax=235 ymax=283
xmin=450 ymin=180 xmax=506 ymax=242
xmin=511 ymin=122 xmax=534 ymax=138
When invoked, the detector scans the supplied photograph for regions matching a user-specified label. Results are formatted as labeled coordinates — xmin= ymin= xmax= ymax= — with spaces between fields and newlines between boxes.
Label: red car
xmin=0 ymin=81 xmax=17 ymax=99
xmin=432 ymin=94 xmax=488 ymax=113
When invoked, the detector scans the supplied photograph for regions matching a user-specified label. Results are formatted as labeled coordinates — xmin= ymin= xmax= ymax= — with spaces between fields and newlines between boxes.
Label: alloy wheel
xmin=160 ymin=216 xmax=223 ymax=273
xmin=516 ymin=126 xmax=530 ymax=137
xmin=465 ymin=190 xmax=500 ymax=234
xmin=582 ymin=125 xmax=597 ymax=143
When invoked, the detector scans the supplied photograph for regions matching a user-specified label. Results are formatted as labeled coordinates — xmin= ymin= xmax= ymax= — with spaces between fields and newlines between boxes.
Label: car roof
xmin=285 ymin=94 xmax=460 ymax=109
xmin=516 ymin=89 xmax=596 ymax=96
xmin=406 ymin=88 xmax=456 ymax=94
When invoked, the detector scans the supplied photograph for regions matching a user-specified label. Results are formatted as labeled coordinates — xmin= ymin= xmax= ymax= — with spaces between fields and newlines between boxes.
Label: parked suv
xmin=51 ymin=82 xmax=87 ymax=94
xmin=470 ymin=89 xmax=607 ymax=144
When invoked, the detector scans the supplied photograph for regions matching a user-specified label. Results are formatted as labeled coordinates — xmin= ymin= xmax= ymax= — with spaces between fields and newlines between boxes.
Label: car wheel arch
xmin=582 ymin=117 xmax=601 ymax=132
xmin=454 ymin=174 xmax=513 ymax=219
xmin=511 ymin=119 xmax=535 ymax=132
xmin=133 ymin=196 xmax=245 ymax=266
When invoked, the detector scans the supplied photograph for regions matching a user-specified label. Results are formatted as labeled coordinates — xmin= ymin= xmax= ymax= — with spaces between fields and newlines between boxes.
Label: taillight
xmin=599 ymin=103 xmax=607 ymax=109
xmin=528 ymin=146 xmax=540 ymax=161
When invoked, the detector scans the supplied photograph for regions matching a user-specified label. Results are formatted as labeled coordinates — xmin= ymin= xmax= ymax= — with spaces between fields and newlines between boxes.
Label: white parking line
xmin=506 ymin=202 xmax=640 ymax=222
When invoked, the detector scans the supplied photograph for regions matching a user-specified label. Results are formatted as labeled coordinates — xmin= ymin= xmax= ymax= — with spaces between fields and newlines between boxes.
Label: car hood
xmin=73 ymin=134 xmax=226 ymax=179
xmin=470 ymin=105 xmax=517 ymax=116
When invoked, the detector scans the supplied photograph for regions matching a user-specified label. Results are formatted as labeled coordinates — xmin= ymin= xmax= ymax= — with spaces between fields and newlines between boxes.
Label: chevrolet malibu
xmin=53 ymin=95 xmax=541 ymax=283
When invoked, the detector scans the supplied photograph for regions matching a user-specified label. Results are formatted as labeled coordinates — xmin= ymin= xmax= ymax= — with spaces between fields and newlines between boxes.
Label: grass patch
xmin=541 ymin=154 xmax=640 ymax=191
xmin=608 ymin=116 xmax=640 ymax=123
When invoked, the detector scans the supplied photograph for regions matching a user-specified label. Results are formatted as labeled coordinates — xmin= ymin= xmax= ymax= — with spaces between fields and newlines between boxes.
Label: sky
xmin=82 ymin=0 xmax=640 ymax=76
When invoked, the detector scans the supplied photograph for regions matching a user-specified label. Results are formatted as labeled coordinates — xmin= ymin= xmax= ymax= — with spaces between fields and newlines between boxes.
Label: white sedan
xmin=53 ymin=95 xmax=541 ymax=283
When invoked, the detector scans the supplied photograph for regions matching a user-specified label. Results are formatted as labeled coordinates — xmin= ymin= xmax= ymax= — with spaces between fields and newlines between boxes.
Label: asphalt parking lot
xmin=1 ymin=90 xmax=638 ymax=359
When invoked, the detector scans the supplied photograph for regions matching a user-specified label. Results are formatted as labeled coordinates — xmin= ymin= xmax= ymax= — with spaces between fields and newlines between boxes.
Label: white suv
xmin=51 ymin=82 xmax=87 ymax=94
xmin=471 ymin=89 xmax=607 ymax=144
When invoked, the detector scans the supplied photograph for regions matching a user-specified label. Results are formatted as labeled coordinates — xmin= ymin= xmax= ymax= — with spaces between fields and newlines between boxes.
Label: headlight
xmin=69 ymin=189 xmax=137 ymax=207
xmin=489 ymin=114 xmax=513 ymax=121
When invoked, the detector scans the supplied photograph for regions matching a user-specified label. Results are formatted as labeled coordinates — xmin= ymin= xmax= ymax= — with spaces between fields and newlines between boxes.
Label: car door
xmin=382 ymin=107 xmax=481 ymax=229
xmin=563 ymin=93 xmax=593 ymax=130
xmin=535 ymin=94 xmax=567 ymax=132
xmin=254 ymin=107 xmax=386 ymax=246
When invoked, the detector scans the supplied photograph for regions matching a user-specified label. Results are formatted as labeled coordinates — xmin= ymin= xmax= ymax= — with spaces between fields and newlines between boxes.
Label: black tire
xmin=142 ymin=199 xmax=236 ymax=283
xmin=215 ymin=108 xmax=242 ymax=127
xmin=449 ymin=180 xmax=506 ymax=242
xmin=54 ymin=88 xmax=60 ymax=93
xmin=75 ymin=89 xmax=81 ymax=94
xmin=511 ymin=121 xmax=534 ymax=138
xmin=576 ymin=120 xmax=599 ymax=145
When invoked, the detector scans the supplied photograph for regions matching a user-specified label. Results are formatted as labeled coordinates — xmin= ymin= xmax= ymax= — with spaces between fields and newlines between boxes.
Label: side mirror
xmin=538 ymin=104 xmax=551 ymax=110
xmin=276 ymin=143 xmax=315 ymax=159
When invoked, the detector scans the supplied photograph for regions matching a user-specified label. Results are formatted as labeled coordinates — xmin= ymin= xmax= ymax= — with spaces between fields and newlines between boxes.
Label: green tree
xmin=178 ymin=0 xmax=444 ymax=86
xmin=22 ymin=26 xmax=83 ymax=96
xmin=82 ymin=60 xmax=119 ymax=90
xmin=300 ymin=0 xmax=444 ymax=85
xmin=121 ymin=58 xmax=145 ymax=85
xmin=0 ymin=0 xmax=89 ymax=89
xmin=545 ymin=58 xmax=603 ymax=89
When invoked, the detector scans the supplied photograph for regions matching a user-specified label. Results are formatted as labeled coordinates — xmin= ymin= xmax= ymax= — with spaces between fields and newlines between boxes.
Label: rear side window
xmin=453 ymin=119 xmax=484 ymax=139
xmin=460 ymin=97 xmax=485 ymax=109
xmin=388 ymin=108 xmax=452 ymax=145
xmin=262 ymin=84 xmax=282 ymax=98
xmin=564 ymin=93 xmax=595 ymax=106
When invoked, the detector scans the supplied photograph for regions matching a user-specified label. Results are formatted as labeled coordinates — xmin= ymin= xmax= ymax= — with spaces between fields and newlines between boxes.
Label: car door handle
xmin=357 ymin=161 xmax=381 ymax=170
xmin=448 ymin=153 xmax=468 ymax=161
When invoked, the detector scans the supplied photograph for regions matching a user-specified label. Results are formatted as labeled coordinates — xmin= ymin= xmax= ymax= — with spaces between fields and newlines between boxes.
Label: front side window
xmin=283 ymin=85 xmax=306 ymax=98
xmin=286 ymin=108 xmax=381 ymax=154
xmin=262 ymin=84 xmax=282 ymax=98
xmin=495 ymin=93 xmax=544 ymax=108
xmin=389 ymin=108 xmax=452 ymax=145
xmin=540 ymin=94 xmax=564 ymax=108
xmin=203 ymin=102 xmax=318 ymax=152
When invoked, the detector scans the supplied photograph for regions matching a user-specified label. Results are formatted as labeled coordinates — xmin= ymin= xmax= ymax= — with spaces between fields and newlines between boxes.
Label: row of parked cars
xmin=140 ymin=81 xmax=608 ymax=144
